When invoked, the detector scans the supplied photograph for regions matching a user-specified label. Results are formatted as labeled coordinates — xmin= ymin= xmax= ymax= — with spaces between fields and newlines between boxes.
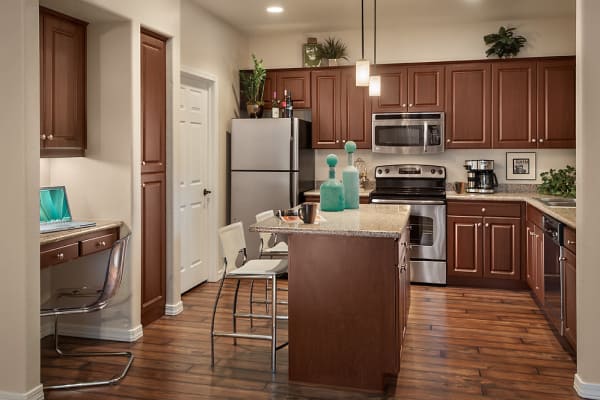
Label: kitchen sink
xmin=534 ymin=197 xmax=576 ymax=208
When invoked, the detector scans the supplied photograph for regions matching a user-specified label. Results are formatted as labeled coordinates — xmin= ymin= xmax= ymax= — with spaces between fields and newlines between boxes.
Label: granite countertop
xmin=250 ymin=204 xmax=410 ymax=239
xmin=447 ymin=192 xmax=576 ymax=229
xmin=40 ymin=220 xmax=123 ymax=246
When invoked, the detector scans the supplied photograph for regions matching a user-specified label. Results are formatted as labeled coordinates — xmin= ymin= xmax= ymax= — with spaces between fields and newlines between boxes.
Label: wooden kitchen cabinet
xmin=447 ymin=201 xmax=521 ymax=284
xmin=40 ymin=227 xmax=119 ymax=268
xmin=371 ymin=65 xmax=444 ymax=113
xmin=537 ymin=58 xmax=576 ymax=148
xmin=261 ymin=69 xmax=311 ymax=109
xmin=563 ymin=226 xmax=576 ymax=350
xmin=311 ymin=68 xmax=371 ymax=149
xmin=492 ymin=60 xmax=537 ymax=148
xmin=39 ymin=7 xmax=87 ymax=157
xmin=526 ymin=205 xmax=545 ymax=304
xmin=445 ymin=63 xmax=492 ymax=148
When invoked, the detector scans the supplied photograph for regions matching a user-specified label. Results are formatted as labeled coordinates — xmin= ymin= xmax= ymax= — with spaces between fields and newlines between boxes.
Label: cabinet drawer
xmin=527 ymin=204 xmax=544 ymax=227
xmin=41 ymin=242 xmax=79 ymax=268
xmin=563 ymin=226 xmax=576 ymax=254
xmin=80 ymin=232 xmax=118 ymax=256
xmin=447 ymin=201 xmax=521 ymax=217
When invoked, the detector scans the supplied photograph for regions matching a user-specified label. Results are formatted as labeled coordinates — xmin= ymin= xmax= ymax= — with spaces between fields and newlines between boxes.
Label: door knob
xmin=203 ymin=189 xmax=212 ymax=196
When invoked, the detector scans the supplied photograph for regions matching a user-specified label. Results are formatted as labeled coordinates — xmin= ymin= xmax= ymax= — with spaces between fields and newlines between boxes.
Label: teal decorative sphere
xmin=326 ymin=154 xmax=338 ymax=167
xmin=344 ymin=141 xmax=357 ymax=153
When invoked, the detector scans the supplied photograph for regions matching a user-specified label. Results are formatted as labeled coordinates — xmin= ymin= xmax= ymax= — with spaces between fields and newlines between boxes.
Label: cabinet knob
xmin=57 ymin=252 xmax=64 ymax=260
xmin=559 ymin=257 xmax=568 ymax=262
xmin=96 ymin=241 xmax=106 ymax=247
xmin=531 ymin=139 xmax=537 ymax=143
xmin=539 ymin=139 xmax=544 ymax=143
xmin=142 ymin=161 xmax=146 ymax=166
xmin=529 ymin=231 xmax=536 ymax=236
xmin=40 ymin=134 xmax=46 ymax=140
xmin=402 ymin=103 xmax=407 ymax=107
xmin=446 ymin=139 xmax=451 ymax=143
xmin=342 ymin=140 xmax=346 ymax=143
xmin=477 ymin=223 xmax=482 ymax=227
xmin=142 ymin=183 xmax=146 ymax=188
xmin=485 ymin=223 xmax=489 ymax=227
xmin=481 ymin=208 xmax=486 ymax=213
xmin=567 ymin=240 xmax=576 ymax=245
xmin=47 ymin=134 xmax=54 ymax=140
xmin=335 ymin=140 xmax=340 ymax=143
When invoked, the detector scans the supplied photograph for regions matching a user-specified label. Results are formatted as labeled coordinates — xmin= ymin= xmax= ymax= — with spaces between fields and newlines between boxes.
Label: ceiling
xmin=192 ymin=0 xmax=575 ymax=35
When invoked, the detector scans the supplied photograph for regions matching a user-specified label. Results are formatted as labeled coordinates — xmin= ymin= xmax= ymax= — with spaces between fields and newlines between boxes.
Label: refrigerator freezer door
xmin=231 ymin=170 xmax=298 ymax=259
xmin=231 ymin=119 xmax=292 ymax=171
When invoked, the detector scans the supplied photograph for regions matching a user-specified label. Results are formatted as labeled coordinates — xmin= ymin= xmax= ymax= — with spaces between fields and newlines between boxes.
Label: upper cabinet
xmin=261 ymin=69 xmax=311 ymax=109
xmin=445 ymin=63 xmax=492 ymax=148
xmin=537 ymin=59 xmax=576 ymax=148
xmin=340 ymin=68 xmax=372 ymax=149
xmin=371 ymin=65 xmax=444 ymax=113
xmin=39 ymin=7 xmax=87 ymax=158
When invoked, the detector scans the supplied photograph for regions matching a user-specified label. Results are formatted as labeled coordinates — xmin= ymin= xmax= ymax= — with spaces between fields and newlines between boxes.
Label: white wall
xmin=575 ymin=0 xmax=600 ymax=397
xmin=180 ymin=0 xmax=248 ymax=231
xmin=247 ymin=15 xmax=576 ymax=185
xmin=0 ymin=0 xmax=42 ymax=397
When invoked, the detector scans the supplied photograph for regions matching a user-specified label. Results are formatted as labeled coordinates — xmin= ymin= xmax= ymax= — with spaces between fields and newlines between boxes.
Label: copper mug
xmin=298 ymin=202 xmax=318 ymax=224
xmin=454 ymin=182 xmax=466 ymax=194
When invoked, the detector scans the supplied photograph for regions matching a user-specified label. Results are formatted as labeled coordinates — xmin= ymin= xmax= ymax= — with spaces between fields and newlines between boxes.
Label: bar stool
xmin=211 ymin=222 xmax=288 ymax=372
xmin=40 ymin=234 xmax=133 ymax=390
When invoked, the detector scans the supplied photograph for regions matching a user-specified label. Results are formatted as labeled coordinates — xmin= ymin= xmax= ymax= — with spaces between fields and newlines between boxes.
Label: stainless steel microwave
xmin=372 ymin=112 xmax=445 ymax=154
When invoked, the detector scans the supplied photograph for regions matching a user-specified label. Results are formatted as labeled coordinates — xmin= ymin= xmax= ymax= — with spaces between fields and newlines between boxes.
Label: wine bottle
xmin=271 ymin=91 xmax=279 ymax=118
xmin=285 ymin=91 xmax=293 ymax=118
xmin=281 ymin=89 xmax=288 ymax=118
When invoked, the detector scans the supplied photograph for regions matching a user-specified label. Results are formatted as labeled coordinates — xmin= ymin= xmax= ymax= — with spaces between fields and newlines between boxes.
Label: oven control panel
xmin=375 ymin=164 xmax=446 ymax=179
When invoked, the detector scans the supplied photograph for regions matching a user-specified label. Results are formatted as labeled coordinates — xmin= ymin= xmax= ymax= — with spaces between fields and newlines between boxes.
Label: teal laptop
xmin=40 ymin=186 xmax=95 ymax=233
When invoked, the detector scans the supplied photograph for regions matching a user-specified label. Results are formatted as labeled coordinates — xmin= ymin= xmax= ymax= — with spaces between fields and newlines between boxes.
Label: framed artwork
xmin=506 ymin=152 xmax=536 ymax=180
xmin=303 ymin=43 xmax=321 ymax=67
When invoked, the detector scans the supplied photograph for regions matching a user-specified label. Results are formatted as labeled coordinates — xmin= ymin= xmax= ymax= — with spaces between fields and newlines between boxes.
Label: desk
xmin=40 ymin=221 xmax=122 ymax=268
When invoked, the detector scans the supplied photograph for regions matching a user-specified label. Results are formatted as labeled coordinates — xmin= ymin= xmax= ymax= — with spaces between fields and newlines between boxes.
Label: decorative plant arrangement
xmin=317 ymin=37 xmax=349 ymax=66
xmin=240 ymin=54 xmax=266 ymax=117
xmin=537 ymin=165 xmax=576 ymax=198
xmin=483 ymin=26 xmax=527 ymax=58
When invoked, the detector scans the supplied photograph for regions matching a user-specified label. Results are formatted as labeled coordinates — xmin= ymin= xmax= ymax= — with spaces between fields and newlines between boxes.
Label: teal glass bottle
xmin=342 ymin=141 xmax=359 ymax=209
xmin=319 ymin=154 xmax=345 ymax=212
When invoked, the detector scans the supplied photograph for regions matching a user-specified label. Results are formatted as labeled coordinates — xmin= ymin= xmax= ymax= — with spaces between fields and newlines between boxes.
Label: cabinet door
xmin=141 ymin=30 xmax=167 ymax=174
xmin=483 ymin=217 xmax=521 ymax=280
xmin=492 ymin=61 xmax=537 ymax=148
xmin=534 ymin=224 xmax=545 ymax=305
xmin=447 ymin=216 xmax=483 ymax=278
xmin=340 ymin=69 xmax=372 ymax=149
xmin=563 ymin=248 xmax=576 ymax=350
xmin=311 ymin=69 xmax=341 ymax=148
xmin=445 ymin=63 xmax=491 ymax=148
xmin=141 ymin=172 xmax=166 ymax=325
xmin=526 ymin=221 xmax=537 ymax=291
xmin=40 ymin=8 xmax=87 ymax=157
xmin=537 ymin=59 xmax=576 ymax=148
xmin=277 ymin=70 xmax=311 ymax=109
xmin=261 ymin=71 xmax=276 ymax=108
xmin=371 ymin=65 xmax=408 ymax=113
xmin=407 ymin=66 xmax=444 ymax=112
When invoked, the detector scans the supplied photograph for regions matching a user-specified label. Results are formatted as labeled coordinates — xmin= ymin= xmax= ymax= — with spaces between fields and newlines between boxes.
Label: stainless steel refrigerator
xmin=229 ymin=118 xmax=314 ymax=259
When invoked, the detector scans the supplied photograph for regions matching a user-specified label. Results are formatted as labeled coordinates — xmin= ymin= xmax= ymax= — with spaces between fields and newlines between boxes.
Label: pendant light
xmin=355 ymin=0 xmax=370 ymax=87
xmin=369 ymin=0 xmax=381 ymax=96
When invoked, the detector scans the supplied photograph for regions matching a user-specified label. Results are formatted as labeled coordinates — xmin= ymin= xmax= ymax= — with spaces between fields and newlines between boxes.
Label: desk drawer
xmin=41 ymin=242 xmax=79 ymax=268
xmin=80 ymin=232 xmax=118 ymax=256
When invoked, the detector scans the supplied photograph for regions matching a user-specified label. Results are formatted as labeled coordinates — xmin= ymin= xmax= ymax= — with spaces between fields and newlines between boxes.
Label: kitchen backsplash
xmin=314 ymin=148 xmax=576 ymax=186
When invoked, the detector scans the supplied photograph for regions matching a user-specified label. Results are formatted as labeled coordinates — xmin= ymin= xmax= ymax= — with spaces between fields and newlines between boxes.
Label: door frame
xmin=179 ymin=66 xmax=220 ymax=283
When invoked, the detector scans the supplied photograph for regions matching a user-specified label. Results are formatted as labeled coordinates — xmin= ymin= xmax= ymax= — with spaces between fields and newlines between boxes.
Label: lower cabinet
xmin=525 ymin=220 xmax=544 ymax=304
xmin=447 ymin=201 xmax=521 ymax=284
xmin=563 ymin=226 xmax=577 ymax=351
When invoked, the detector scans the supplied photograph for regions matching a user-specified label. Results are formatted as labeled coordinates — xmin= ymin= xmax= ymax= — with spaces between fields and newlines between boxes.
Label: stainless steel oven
xmin=370 ymin=164 xmax=447 ymax=284
xmin=372 ymin=112 xmax=445 ymax=155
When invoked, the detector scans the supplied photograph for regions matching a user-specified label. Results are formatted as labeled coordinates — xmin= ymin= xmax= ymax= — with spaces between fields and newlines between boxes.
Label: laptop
xmin=40 ymin=186 xmax=96 ymax=234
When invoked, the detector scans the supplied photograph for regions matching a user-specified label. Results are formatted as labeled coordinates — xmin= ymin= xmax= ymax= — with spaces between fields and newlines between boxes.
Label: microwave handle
xmin=423 ymin=122 xmax=428 ymax=153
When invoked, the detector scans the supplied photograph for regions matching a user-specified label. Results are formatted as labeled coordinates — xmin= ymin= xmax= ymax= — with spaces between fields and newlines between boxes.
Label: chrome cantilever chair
xmin=211 ymin=222 xmax=288 ymax=372
xmin=40 ymin=234 xmax=133 ymax=390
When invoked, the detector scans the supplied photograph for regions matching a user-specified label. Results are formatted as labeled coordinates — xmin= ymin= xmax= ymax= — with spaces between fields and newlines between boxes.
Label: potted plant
xmin=483 ymin=26 xmax=527 ymax=58
xmin=240 ymin=54 xmax=266 ymax=118
xmin=317 ymin=37 xmax=349 ymax=67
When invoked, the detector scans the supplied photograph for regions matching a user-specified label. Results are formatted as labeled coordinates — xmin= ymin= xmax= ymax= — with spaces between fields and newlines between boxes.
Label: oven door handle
xmin=371 ymin=198 xmax=446 ymax=205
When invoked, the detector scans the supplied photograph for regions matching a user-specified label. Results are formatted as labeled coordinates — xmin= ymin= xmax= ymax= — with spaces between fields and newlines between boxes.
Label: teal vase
xmin=342 ymin=141 xmax=359 ymax=209
xmin=320 ymin=154 xmax=345 ymax=212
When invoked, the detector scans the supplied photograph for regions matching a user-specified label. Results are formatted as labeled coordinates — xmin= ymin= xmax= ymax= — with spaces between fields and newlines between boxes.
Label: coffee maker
xmin=464 ymin=160 xmax=498 ymax=193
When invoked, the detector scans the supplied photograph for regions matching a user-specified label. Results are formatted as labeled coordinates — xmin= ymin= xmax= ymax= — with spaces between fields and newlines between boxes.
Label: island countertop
xmin=249 ymin=203 xmax=410 ymax=238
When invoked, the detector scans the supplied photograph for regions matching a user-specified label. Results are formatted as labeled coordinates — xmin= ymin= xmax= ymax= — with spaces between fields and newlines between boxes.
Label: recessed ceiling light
xmin=266 ymin=6 xmax=284 ymax=13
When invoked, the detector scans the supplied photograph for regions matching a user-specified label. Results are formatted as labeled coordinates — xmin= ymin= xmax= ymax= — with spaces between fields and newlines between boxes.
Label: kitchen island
xmin=250 ymin=204 xmax=411 ymax=392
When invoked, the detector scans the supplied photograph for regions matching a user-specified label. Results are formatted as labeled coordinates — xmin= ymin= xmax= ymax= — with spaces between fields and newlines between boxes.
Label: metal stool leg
xmin=210 ymin=273 xmax=227 ymax=368
xmin=271 ymin=275 xmax=277 ymax=373
xmin=249 ymin=280 xmax=255 ymax=328
xmin=232 ymin=279 xmax=241 ymax=346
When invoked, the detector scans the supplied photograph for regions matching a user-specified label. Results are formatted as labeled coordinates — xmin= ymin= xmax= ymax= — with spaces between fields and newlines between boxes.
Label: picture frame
xmin=302 ymin=43 xmax=321 ymax=67
xmin=506 ymin=152 xmax=536 ymax=180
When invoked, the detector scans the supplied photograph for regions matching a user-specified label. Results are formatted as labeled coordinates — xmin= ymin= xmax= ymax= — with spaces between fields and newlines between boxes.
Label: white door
xmin=179 ymin=77 xmax=210 ymax=293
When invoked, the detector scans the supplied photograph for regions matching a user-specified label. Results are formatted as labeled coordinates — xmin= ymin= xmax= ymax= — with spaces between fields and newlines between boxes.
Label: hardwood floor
xmin=42 ymin=281 xmax=580 ymax=399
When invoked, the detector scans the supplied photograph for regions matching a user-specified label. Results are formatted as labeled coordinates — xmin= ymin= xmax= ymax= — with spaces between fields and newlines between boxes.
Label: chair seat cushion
xmin=263 ymin=241 xmax=288 ymax=254
xmin=228 ymin=259 xmax=288 ymax=276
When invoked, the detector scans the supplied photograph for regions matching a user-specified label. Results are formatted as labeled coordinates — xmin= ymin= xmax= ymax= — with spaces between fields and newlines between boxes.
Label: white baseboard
xmin=165 ymin=301 xmax=183 ymax=316
xmin=45 ymin=322 xmax=143 ymax=343
xmin=575 ymin=374 xmax=600 ymax=399
xmin=0 ymin=384 xmax=44 ymax=400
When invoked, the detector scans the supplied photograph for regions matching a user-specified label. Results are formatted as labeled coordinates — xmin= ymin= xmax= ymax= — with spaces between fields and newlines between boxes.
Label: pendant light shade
xmin=356 ymin=60 xmax=370 ymax=86
xmin=369 ymin=75 xmax=381 ymax=96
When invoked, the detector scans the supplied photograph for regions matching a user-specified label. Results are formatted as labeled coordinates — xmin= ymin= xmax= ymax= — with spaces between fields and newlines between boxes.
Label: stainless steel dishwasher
xmin=542 ymin=215 xmax=564 ymax=335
